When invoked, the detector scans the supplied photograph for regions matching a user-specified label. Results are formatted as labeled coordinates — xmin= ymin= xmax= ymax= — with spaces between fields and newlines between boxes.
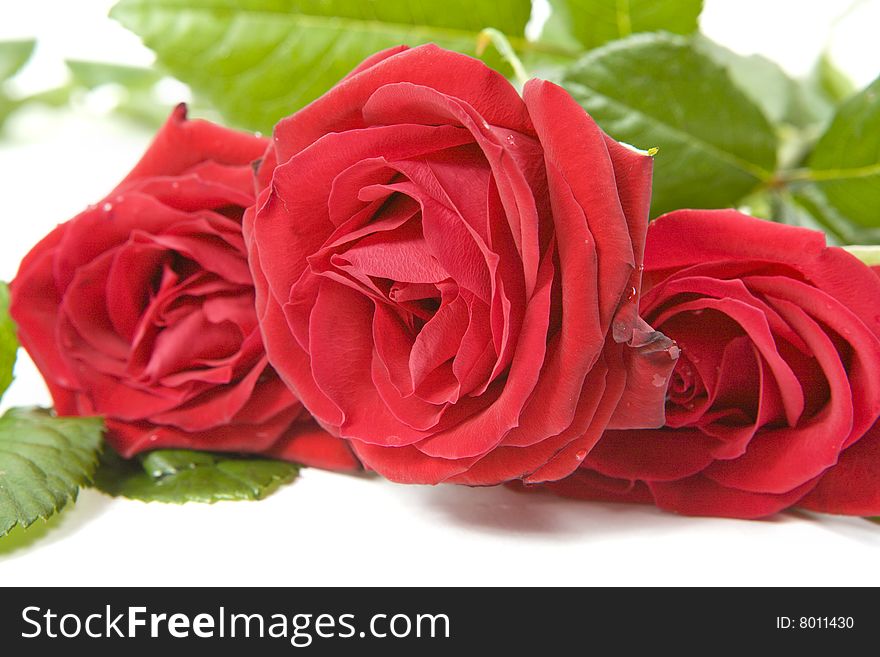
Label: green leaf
xmin=0 ymin=40 xmax=35 ymax=83
xmin=0 ymin=511 xmax=66 ymax=556
xmin=477 ymin=28 xmax=529 ymax=86
xmin=562 ymin=32 xmax=777 ymax=217
xmin=1 ymin=85 xmax=78 ymax=134
xmin=807 ymin=76 xmax=880 ymax=229
xmin=695 ymin=37 xmax=836 ymax=173
xmin=763 ymin=189 xmax=842 ymax=244
xmin=816 ymin=53 xmax=856 ymax=105
xmin=65 ymin=59 xmax=163 ymax=90
xmin=696 ymin=37 xmax=824 ymax=129
xmin=842 ymin=245 xmax=880 ymax=266
xmin=736 ymin=189 xmax=843 ymax=245
xmin=0 ymin=282 xmax=17 ymax=399
xmin=0 ymin=408 xmax=104 ymax=537
xmin=0 ymin=40 xmax=37 ymax=131
xmin=735 ymin=188 xmax=774 ymax=221
xmin=93 ymin=448 xmax=299 ymax=503
xmin=784 ymin=183 xmax=880 ymax=245
xmin=527 ymin=1 xmax=584 ymax=78
xmin=65 ymin=59 xmax=180 ymax=129
xmin=709 ymin=50 xmax=797 ymax=126
xmin=782 ymin=55 xmax=856 ymax=135
xmin=540 ymin=1 xmax=587 ymax=52
xmin=110 ymin=0 xmax=533 ymax=132
xmin=552 ymin=0 xmax=702 ymax=50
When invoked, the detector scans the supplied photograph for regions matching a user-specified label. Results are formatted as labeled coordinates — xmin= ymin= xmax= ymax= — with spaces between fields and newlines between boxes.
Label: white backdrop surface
xmin=1 ymin=0 xmax=879 ymax=586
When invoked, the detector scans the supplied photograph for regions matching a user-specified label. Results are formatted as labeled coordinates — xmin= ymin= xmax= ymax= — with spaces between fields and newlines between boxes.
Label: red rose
xmin=10 ymin=105 xmax=359 ymax=472
xmin=545 ymin=210 xmax=880 ymax=517
xmin=245 ymin=45 xmax=679 ymax=485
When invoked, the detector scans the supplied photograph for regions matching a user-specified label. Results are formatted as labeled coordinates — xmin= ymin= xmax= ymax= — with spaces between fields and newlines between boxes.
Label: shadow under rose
xmin=410 ymin=481 xmax=804 ymax=539
xmin=413 ymin=482 xmax=677 ymax=537
xmin=786 ymin=509 xmax=880 ymax=545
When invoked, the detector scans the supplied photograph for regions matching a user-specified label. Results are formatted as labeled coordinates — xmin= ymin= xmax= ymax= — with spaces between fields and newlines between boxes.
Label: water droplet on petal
xmin=148 ymin=433 xmax=159 ymax=442
xmin=612 ymin=321 xmax=629 ymax=342
xmin=171 ymin=181 xmax=180 ymax=189
xmin=482 ymin=120 xmax=491 ymax=130
xmin=102 ymin=202 xmax=113 ymax=212
xmin=575 ymin=449 xmax=587 ymax=461
xmin=505 ymin=133 xmax=516 ymax=146
xmin=626 ymin=285 xmax=638 ymax=302
xmin=652 ymin=374 xmax=667 ymax=387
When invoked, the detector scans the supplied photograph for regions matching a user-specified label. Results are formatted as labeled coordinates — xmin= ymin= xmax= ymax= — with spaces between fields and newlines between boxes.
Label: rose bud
xmin=544 ymin=210 xmax=880 ymax=518
xmin=10 ymin=104 xmax=359 ymax=472
xmin=245 ymin=45 xmax=678 ymax=485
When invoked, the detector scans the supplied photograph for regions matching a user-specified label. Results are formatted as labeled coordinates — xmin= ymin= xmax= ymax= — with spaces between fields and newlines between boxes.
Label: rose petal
xmin=272 ymin=44 xmax=534 ymax=164
xmin=254 ymin=124 xmax=472 ymax=308
xmin=647 ymin=210 xmax=880 ymax=341
xmin=350 ymin=439 xmax=476 ymax=484
xmin=448 ymin=353 xmax=610 ymax=485
xmin=542 ymin=468 xmax=654 ymax=505
xmin=361 ymin=83 xmax=541 ymax=298
xmin=746 ymin=274 xmax=880 ymax=447
xmin=799 ymin=422 xmax=880 ymax=515
xmin=265 ymin=419 xmax=362 ymax=472
xmin=412 ymin=244 xmax=554 ymax=461
xmin=524 ymin=79 xmax=638 ymax=333
xmin=704 ymin=297 xmax=853 ymax=493
xmin=309 ymin=279 xmax=429 ymax=446
xmin=115 ymin=103 xmax=266 ymax=188
xmin=106 ymin=403 xmax=300 ymax=457
xmin=338 ymin=218 xmax=449 ymax=285
xmin=9 ymin=223 xmax=78 ymax=390
xmin=649 ymin=474 xmax=818 ymax=519
xmin=605 ymin=319 xmax=680 ymax=430
xmin=651 ymin=295 xmax=805 ymax=426
xmin=585 ymin=427 xmax=717 ymax=481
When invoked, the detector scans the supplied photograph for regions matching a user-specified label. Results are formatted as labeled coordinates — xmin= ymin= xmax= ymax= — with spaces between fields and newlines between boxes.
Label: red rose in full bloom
xmin=545 ymin=210 xmax=880 ymax=518
xmin=245 ymin=45 xmax=679 ymax=485
xmin=10 ymin=105 xmax=359 ymax=472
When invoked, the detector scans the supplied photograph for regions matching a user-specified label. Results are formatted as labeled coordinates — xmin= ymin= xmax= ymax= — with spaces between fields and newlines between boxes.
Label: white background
xmin=1 ymin=0 xmax=879 ymax=586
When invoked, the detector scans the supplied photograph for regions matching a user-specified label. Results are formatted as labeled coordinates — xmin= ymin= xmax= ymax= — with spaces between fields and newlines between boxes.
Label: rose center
xmin=300 ymin=146 xmax=507 ymax=402
xmin=666 ymin=354 xmax=706 ymax=411
xmin=125 ymin=249 xmax=250 ymax=385
xmin=387 ymin=280 xmax=443 ymax=325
